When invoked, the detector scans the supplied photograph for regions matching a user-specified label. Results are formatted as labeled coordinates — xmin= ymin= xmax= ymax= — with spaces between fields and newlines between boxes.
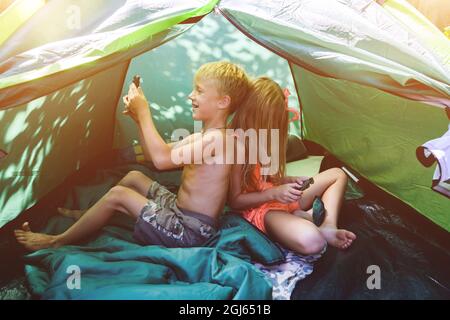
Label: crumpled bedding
xmin=24 ymin=213 xmax=284 ymax=300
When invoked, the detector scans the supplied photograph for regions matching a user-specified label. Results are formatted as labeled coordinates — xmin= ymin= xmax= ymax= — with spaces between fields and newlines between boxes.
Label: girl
xmin=228 ymin=77 xmax=356 ymax=255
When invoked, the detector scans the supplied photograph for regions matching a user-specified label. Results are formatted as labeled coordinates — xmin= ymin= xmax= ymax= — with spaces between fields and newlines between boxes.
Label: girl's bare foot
xmin=14 ymin=222 xmax=61 ymax=251
xmin=57 ymin=207 xmax=86 ymax=220
xmin=320 ymin=225 xmax=356 ymax=249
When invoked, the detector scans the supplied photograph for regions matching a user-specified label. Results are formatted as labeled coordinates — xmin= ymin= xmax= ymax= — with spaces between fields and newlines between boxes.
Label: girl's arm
xmin=228 ymin=165 xmax=273 ymax=210
xmin=228 ymin=165 xmax=303 ymax=211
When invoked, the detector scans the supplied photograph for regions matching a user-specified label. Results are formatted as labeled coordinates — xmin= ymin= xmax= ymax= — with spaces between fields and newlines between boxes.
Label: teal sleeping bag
xmin=23 ymin=213 xmax=284 ymax=300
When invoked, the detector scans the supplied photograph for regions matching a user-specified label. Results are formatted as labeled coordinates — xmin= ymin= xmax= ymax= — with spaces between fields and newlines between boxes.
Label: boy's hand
xmin=270 ymin=183 xmax=303 ymax=204
xmin=122 ymin=95 xmax=139 ymax=122
xmin=122 ymin=83 xmax=150 ymax=122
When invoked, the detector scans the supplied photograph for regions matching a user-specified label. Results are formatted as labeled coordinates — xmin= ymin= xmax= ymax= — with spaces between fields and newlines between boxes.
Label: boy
xmin=15 ymin=61 xmax=251 ymax=250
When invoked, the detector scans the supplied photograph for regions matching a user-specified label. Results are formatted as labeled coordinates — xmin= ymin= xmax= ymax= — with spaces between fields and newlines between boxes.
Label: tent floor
xmin=1 ymin=151 xmax=449 ymax=300
xmin=292 ymin=198 xmax=450 ymax=299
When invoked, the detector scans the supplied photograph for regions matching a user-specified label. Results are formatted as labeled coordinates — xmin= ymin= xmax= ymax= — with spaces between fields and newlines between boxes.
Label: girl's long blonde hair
xmin=229 ymin=76 xmax=289 ymax=192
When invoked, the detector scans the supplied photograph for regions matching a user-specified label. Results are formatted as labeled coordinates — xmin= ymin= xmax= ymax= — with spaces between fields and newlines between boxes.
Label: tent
xmin=407 ymin=0 xmax=450 ymax=31
xmin=0 ymin=0 xmax=449 ymax=299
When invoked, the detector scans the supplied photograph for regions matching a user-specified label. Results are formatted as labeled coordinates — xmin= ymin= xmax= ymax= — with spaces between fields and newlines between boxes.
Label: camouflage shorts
xmin=133 ymin=181 xmax=218 ymax=247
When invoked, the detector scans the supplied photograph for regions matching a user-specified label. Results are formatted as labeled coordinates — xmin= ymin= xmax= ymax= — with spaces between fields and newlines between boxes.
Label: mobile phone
xmin=133 ymin=75 xmax=141 ymax=88
xmin=295 ymin=177 xmax=314 ymax=191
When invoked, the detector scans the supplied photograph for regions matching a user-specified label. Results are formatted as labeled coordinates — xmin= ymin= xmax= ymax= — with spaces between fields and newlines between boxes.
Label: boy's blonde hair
xmin=195 ymin=61 xmax=250 ymax=114
xmin=229 ymin=77 xmax=289 ymax=192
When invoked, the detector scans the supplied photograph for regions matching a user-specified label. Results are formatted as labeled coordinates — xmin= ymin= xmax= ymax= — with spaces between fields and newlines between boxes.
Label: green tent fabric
xmin=0 ymin=2 xmax=449 ymax=234
xmin=218 ymin=0 xmax=450 ymax=230
xmin=0 ymin=0 xmax=218 ymax=108
xmin=0 ymin=1 xmax=301 ymax=229
xmin=0 ymin=0 xmax=219 ymax=228
xmin=218 ymin=0 xmax=450 ymax=106
xmin=1 ymin=0 xmax=449 ymax=301
xmin=292 ymin=64 xmax=449 ymax=233
xmin=24 ymin=213 xmax=280 ymax=300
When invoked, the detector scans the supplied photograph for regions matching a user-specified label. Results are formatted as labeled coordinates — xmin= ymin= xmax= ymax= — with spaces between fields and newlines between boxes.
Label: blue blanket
xmin=24 ymin=213 xmax=284 ymax=300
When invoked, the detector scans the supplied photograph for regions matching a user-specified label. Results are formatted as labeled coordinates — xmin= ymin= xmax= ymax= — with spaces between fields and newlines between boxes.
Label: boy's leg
xmin=264 ymin=210 xmax=327 ymax=255
xmin=117 ymin=170 xmax=154 ymax=196
xmin=15 ymin=186 xmax=148 ymax=251
xmin=58 ymin=170 xmax=153 ymax=219
xmin=298 ymin=168 xmax=356 ymax=248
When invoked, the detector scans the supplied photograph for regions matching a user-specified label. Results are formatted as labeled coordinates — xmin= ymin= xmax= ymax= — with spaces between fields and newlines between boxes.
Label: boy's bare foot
xmin=320 ymin=225 xmax=356 ymax=249
xmin=14 ymin=222 xmax=61 ymax=251
xmin=57 ymin=207 xmax=86 ymax=220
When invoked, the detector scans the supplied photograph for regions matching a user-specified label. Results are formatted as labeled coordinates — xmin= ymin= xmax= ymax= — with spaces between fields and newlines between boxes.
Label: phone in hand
xmin=295 ymin=177 xmax=314 ymax=191
xmin=133 ymin=75 xmax=141 ymax=88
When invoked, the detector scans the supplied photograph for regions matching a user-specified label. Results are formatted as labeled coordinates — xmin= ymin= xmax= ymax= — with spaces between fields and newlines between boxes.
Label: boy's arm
xmin=126 ymin=87 xmax=173 ymax=169
xmin=167 ymin=134 xmax=197 ymax=149
xmin=124 ymin=84 xmax=213 ymax=170
xmin=135 ymin=115 xmax=171 ymax=168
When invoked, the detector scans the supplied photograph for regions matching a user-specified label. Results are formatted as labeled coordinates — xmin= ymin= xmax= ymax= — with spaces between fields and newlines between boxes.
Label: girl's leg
xmin=15 ymin=186 xmax=148 ymax=251
xmin=298 ymin=168 xmax=356 ymax=248
xmin=264 ymin=210 xmax=327 ymax=255
xmin=58 ymin=170 xmax=154 ymax=219
xmin=292 ymin=208 xmax=313 ymax=221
